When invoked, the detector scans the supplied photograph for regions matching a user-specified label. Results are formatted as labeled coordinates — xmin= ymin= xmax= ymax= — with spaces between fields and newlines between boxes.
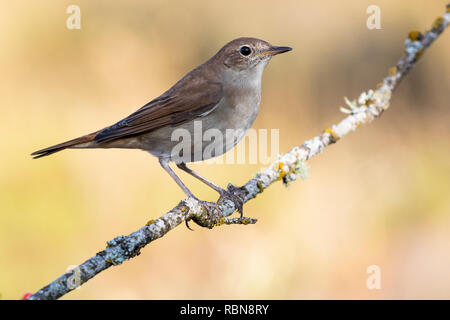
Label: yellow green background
xmin=1 ymin=0 xmax=450 ymax=299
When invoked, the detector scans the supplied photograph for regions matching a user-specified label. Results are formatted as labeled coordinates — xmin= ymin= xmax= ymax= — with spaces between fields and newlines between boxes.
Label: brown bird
xmin=32 ymin=37 xmax=292 ymax=220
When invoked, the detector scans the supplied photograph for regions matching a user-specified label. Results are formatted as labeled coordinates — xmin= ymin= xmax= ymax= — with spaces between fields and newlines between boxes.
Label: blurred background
xmin=1 ymin=0 xmax=450 ymax=299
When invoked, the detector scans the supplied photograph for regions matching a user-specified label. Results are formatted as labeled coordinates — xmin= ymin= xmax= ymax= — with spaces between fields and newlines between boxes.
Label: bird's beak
xmin=255 ymin=46 xmax=292 ymax=57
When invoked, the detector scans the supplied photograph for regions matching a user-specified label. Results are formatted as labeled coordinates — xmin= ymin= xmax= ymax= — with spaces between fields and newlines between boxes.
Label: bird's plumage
xmin=31 ymin=131 xmax=99 ymax=158
xmin=95 ymin=73 xmax=223 ymax=143
xmin=31 ymin=37 xmax=291 ymax=162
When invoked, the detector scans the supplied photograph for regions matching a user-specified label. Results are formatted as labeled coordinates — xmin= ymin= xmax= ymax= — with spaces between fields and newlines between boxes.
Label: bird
xmin=31 ymin=37 xmax=292 ymax=222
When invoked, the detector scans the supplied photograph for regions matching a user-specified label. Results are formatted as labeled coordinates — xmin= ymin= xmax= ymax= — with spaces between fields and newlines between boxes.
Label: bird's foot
xmin=185 ymin=197 xmax=223 ymax=229
xmin=218 ymin=186 xmax=244 ymax=218
xmin=199 ymin=199 xmax=223 ymax=222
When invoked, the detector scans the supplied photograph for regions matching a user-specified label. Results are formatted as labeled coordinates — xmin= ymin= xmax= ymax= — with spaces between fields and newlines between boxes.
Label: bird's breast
xmin=134 ymin=78 xmax=262 ymax=162
xmin=213 ymin=82 xmax=261 ymax=133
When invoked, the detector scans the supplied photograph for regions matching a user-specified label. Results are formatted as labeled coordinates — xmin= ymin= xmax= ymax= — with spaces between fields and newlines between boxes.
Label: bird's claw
xmin=185 ymin=197 xmax=223 ymax=230
xmin=218 ymin=189 xmax=244 ymax=217
xmin=199 ymin=200 xmax=223 ymax=222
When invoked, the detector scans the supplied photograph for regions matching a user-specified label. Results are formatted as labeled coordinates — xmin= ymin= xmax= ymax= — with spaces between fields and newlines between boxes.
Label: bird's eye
xmin=239 ymin=46 xmax=252 ymax=56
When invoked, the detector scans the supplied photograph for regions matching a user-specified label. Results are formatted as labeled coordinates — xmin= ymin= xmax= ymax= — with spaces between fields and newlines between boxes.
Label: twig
xmin=27 ymin=5 xmax=450 ymax=300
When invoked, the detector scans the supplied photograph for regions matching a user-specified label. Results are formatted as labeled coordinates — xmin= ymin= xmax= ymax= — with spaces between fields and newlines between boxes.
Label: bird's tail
xmin=31 ymin=131 xmax=99 ymax=159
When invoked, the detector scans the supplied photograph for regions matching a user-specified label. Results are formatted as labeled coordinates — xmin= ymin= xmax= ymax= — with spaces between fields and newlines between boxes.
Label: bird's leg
xmin=159 ymin=158 xmax=221 ymax=228
xmin=176 ymin=162 xmax=244 ymax=217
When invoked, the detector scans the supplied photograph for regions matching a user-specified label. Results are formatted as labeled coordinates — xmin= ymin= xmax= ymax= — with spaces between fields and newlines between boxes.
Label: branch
xmin=28 ymin=5 xmax=450 ymax=300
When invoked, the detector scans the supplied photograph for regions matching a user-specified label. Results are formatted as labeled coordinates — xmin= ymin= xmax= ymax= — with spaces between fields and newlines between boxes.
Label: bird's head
xmin=215 ymin=37 xmax=292 ymax=72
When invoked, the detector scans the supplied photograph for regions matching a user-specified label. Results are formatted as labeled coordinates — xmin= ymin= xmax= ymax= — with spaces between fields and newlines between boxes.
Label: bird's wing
xmin=94 ymin=76 xmax=223 ymax=143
